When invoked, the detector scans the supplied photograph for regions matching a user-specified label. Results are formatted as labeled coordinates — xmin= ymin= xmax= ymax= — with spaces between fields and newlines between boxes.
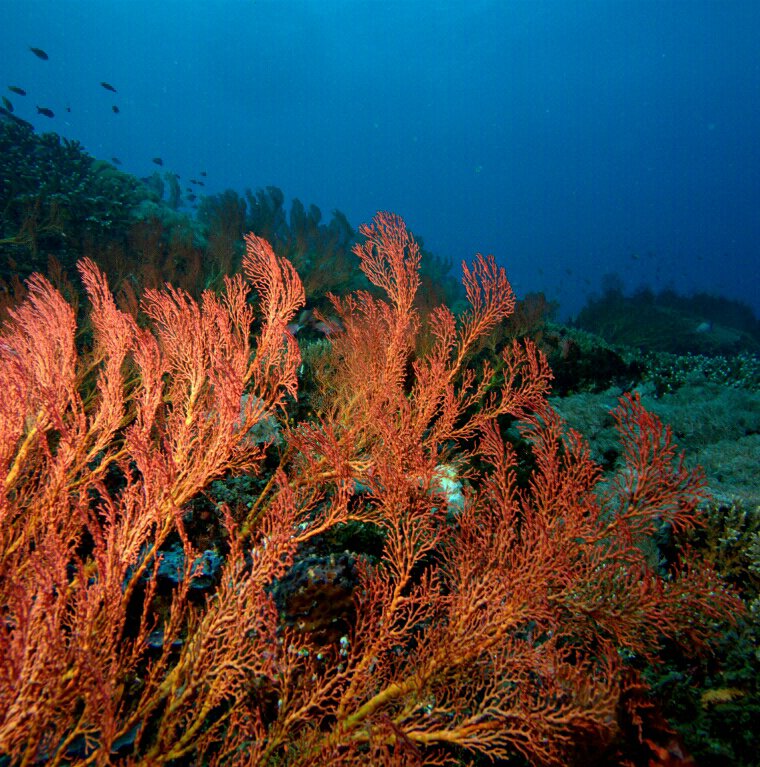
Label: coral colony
xmin=0 ymin=211 xmax=746 ymax=765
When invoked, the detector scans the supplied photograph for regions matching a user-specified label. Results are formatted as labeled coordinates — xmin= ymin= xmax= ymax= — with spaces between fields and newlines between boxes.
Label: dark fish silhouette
xmin=29 ymin=47 xmax=49 ymax=60
xmin=36 ymin=106 xmax=54 ymax=118
xmin=8 ymin=86 xmax=26 ymax=96
xmin=189 ymin=178 xmax=205 ymax=186
xmin=152 ymin=157 xmax=163 ymax=166
xmin=100 ymin=81 xmax=117 ymax=93
xmin=112 ymin=105 xmax=119 ymax=113
xmin=2 ymin=97 xmax=13 ymax=113
xmin=199 ymin=170 xmax=207 ymax=177
xmin=111 ymin=157 xmax=122 ymax=165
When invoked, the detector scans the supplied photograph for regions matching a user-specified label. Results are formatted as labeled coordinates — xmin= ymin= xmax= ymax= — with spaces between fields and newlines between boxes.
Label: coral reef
xmin=0 ymin=118 xmax=757 ymax=764
xmin=0 ymin=119 xmax=145 ymax=277
xmin=0 ymin=215 xmax=742 ymax=765
xmin=575 ymin=281 xmax=760 ymax=355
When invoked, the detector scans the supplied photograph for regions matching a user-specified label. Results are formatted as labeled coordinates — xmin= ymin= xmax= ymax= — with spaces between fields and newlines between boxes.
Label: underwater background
xmin=2 ymin=2 xmax=760 ymax=765
xmin=3 ymin=0 xmax=759 ymax=321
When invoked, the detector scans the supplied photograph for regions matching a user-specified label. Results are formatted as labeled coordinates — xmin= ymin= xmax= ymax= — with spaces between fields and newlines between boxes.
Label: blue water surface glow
xmin=4 ymin=0 xmax=759 ymax=319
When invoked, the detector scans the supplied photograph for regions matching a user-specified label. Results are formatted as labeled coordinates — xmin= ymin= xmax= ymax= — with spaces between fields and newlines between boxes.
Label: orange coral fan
xmin=0 ymin=213 xmax=742 ymax=766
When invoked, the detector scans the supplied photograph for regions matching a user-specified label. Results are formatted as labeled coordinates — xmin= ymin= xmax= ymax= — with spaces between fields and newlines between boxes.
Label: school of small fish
xmin=0 ymin=45 xmax=209 ymax=207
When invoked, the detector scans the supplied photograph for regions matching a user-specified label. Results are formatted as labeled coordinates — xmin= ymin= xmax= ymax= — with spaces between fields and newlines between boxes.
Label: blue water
xmin=4 ymin=0 xmax=759 ymax=319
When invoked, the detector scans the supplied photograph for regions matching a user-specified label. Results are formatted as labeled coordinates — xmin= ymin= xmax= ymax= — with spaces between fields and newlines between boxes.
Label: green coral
xmin=0 ymin=119 xmax=145 ymax=276
xmin=648 ymin=500 xmax=760 ymax=766
xmin=644 ymin=351 xmax=760 ymax=395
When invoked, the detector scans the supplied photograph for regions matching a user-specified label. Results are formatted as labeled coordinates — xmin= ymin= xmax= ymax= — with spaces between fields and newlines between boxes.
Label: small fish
xmin=112 ymin=105 xmax=119 ymax=113
xmin=152 ymin=157 xmax=163 ymax=166
xmin=2 ymin=97 xmax=13 ymax=112
xmin=199 ymin=170 xmax=207 ymax=177
xmin=8 ymin=86 xmax=26 ymax=96
xmin=111 ymin=157 xmax=122 ymax=165
xmin=100 ymin=81 xmax=117 ymax=93
xmin=36 ymin=106 xmax=54 ymax=118
xmin=186 ymin=193 xmax=197 ymax=202
xmin=29 ymin=46 xmax=49 ymax=60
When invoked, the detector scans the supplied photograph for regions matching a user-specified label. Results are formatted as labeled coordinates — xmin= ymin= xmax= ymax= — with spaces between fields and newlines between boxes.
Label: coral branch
xmin=0 ymin=215 xmax=742 ymax=766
